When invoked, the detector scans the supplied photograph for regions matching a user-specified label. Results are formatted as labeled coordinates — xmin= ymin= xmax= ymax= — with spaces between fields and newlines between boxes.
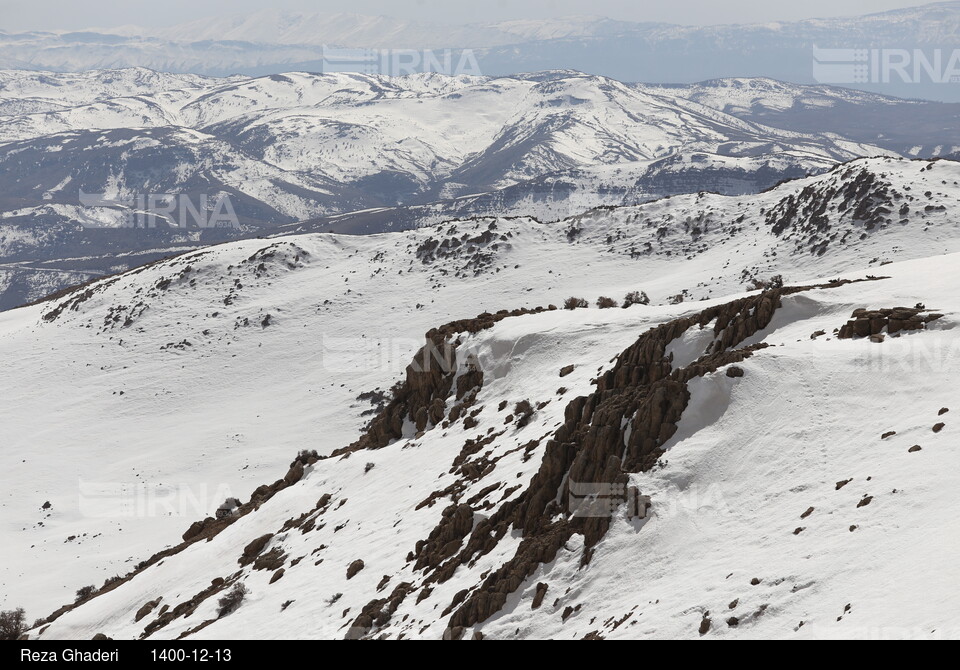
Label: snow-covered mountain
xmin=652 ymin=78 xmax=960 ymax=160
xmin=4 ymin=3 xmax=960 ymax=100
xmin=3 ymin=156 xmax=960 ymax=639
xmin=103 ymin=11 xmax=644 ymax=49
xmin=0 ymin=68 xmax=903 ymax=311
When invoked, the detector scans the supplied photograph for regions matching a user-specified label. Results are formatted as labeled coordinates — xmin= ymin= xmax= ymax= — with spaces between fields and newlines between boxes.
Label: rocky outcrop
xmin=838 ymin=306 xmax=943 ymax=339
xmin=345 ymin=582 xmax=415 ymax=640
xmin=432 ymin=280 xmax=889 ymax=633
xmin=333 ymin=306 xmax=557 ymax=457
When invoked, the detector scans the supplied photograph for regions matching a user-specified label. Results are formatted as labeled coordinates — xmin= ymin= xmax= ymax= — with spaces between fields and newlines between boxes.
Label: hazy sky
xmin=0 ymin=0 xmax=941 ymax=32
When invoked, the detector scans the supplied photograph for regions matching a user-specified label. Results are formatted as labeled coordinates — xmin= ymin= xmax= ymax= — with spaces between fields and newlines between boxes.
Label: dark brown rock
xmin=239 ymin=534 xmax=273 ymax=566
xmin=532 ymin=583 xmax=549 ymax=610
xmin=283 ymin=461 xmax=304 ymax=486
xmin=135 ymin=599 xmax=161 ymax=623
xmin=346 ymin=560 xmax=365 ymax=580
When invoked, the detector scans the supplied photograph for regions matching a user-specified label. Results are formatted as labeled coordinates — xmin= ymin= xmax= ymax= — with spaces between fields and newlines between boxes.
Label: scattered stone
xmin=135 ymin=599 xmax=161 ymax=623
xmin=793 ymin=527 xmax=805 ymax=535
xmin=881 ymin=431 xmax=896 ymax=440
xmin=857 ymin=496 xmax=874 ymax=508
xmin=559 ymin=365 xmax=575 ymax=378
xmin=726 ymin=617 xmax=740 ymax=628
xmin=240 ymin=534 xmax=273 ymax=565
xmin=750 ymin=578 xmax=762 ymax=586
xmin=346 ymin=560 xmax=365 ymax=580
xmin=909 ymin=445 xmax=923 ymax=453
xmin=699 ymin=616 xmax=712 ymax=636
xmin=933 ymin=423 xmax=946 ymax=433
xmin=939 ymin=408 xmax=950 ymax=416
xmin=726 ymin=366 xmax=745 ymax=378
xmin=532 ymin=583 xmax=549 ymax=610
xmin=800 ymin=507 xmax=815 ymax=519
xmin=836 ymin=479 xmax=853 ymax=490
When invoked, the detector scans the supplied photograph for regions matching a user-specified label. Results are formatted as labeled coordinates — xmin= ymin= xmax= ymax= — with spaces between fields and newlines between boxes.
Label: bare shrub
xmin=74 ymin=585 xmax=96 ymax=603
xmin=514 ymin=400 xmax=535 ymax=428
xmin=596 ymin=296 xmax=617 ymax=309
xmin=217 ymin=583 xmax=248 ymax=618
xmin=564 ymin=297 xmax=589 ymax=310
xmin=622 ymin=291 xmax=650 ymax=308
xmin=0 ymin=608 xmax=27 ymax=640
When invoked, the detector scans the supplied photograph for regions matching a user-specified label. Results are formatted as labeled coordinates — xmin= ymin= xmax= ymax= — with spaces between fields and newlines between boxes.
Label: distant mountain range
xmin=4 ymin=3 xmax=960 ymax=100
xmin=7 ymin=67 xmax=950 ymax=310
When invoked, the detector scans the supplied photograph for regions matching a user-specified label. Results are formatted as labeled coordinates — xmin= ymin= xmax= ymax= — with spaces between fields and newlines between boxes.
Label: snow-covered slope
xmin=16 ymin=238 xmax=960 ymax=640
xmin=3 ymin=157 xmax=960 ymax=637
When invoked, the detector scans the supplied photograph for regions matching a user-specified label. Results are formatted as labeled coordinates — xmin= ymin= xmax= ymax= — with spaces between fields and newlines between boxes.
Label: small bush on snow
xmin=596 ymin=296 xmax=617 ymax=309
xmin=217 ymin=583 xmax=248 ymax=618
xmin=622 ymin=291 xmax=650 ymax=308
xmin=0 ymin=608 xmax=27 ymax=640
xmin=74 ymin=585 xmax=96 ymax=603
